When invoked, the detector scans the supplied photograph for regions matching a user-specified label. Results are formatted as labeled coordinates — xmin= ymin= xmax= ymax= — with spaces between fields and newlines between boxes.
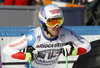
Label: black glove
xmin=62 ymin=42 xmax=74 ymax=56
xmin=25 ymin=47 xmax=38 ymax=61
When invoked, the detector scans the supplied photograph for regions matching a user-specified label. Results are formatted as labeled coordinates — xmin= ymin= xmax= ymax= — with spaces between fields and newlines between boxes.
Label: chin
xmin=53 ymin=33 xmax=58 ymax=36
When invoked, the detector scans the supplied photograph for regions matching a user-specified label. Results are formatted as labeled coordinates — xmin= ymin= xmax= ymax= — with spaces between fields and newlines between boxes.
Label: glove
xmin=25 ymin=47 xmax=38 ymax=61
xmin=62 ymin=42 xmax=77 ymax=56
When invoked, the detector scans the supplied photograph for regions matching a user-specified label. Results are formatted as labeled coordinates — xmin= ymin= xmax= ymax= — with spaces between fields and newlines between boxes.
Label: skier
xmin=3 ymin=4 xmax=91 ymax=68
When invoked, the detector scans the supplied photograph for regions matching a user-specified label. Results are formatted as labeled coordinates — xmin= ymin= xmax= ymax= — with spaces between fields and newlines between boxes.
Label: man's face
xmin=47 ymin=25 xmax=60 ymax=36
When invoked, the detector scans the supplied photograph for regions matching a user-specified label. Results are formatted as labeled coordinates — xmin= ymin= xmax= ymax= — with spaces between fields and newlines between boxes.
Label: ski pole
xmin=66 ymin=56 xmax=68 ymax=68
xmin=30 ymin=61 xmax=32 ymax=68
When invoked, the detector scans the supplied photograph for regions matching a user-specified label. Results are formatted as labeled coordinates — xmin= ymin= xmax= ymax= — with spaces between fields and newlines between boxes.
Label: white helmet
xmin=39 ymin=4 xmax=64 ymax=30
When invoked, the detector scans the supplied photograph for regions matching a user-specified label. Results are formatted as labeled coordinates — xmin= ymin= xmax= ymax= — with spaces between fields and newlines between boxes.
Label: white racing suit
xmin=3 ymin=27 xmax=91 ymax=68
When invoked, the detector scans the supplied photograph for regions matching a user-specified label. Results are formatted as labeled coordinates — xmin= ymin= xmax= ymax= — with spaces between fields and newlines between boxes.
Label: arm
xmin=3 ymin=35 xmax=27 ymax=60
xmin=71 ymin=32 xmax=91 ymax=55
xmin=62 ymin=30 xmax=91 ymax=56
xmin=62 ymin=39 xmax=91 ymax=56
xmin=74 ymin=38 xmax=91 ymax=55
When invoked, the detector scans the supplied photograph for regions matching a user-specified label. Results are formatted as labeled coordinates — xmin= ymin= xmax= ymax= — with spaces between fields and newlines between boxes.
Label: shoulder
xmin=24 ymin=27 xmax=41 ymax=46
xmin=60 ymin=27 xmax=75 ymax=35
xmin=30 ymin=27 xmax=41 ymax=31
xmin=25 ymin=27 xmax=41 ymax=35
xmin=59 ymin=27 xmax=80 ymax=39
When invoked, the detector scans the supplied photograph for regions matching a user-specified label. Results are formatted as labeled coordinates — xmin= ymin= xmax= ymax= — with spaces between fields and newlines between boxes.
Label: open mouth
xmin=53 ymin=29 xmax=59 ymax=33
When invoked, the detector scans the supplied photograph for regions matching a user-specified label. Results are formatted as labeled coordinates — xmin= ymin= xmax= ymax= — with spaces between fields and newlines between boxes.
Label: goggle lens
xmin=47 ymin=17 xmax=63 ymax=27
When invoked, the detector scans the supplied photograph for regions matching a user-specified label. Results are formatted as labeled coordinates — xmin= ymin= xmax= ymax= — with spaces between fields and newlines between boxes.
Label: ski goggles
xmin=46 ymin=17 xmax=63 ymax=27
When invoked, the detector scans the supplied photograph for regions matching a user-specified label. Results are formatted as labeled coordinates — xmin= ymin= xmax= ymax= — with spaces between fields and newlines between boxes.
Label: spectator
xmin=85 ymin=0 xmax=100 ymax=25
xmin=1 ymin=0 xmax=33 ymax=6
xmin=33 ymin=0 xmax=43 ymax=6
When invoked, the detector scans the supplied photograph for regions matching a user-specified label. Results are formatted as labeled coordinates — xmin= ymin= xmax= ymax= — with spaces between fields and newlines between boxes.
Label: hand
xmin=25 ymin=47 xmax=38 ymax=61
xmin=62 ymin=42 xmax=74 ymax=56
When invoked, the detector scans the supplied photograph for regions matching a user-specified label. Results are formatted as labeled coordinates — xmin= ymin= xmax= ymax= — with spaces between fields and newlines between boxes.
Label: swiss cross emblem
xmin=27 ymin=35 xmax=33 ymax=40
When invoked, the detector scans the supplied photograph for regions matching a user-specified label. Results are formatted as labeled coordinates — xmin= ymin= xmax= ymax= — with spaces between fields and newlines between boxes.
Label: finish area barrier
xmin=0 ymin=26 xmax=100 ymax=37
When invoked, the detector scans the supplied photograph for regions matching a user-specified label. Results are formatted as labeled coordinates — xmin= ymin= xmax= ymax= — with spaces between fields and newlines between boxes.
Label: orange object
xmin=66 ymin=3 xmax=84 ymax=7
xmin=44 ymin=0 xmax=52 ymax=5
xmin=44 ymin=0 xmax=84 ymax=7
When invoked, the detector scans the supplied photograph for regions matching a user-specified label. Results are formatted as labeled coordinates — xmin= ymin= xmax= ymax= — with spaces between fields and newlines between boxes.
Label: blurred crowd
xmin=0 ymin=0 xmax=43 ymax=6
xmin=0 ymin=0 xmax=93 ymax=6
xmin=0 ymin=0 xmax=100 ymax=26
